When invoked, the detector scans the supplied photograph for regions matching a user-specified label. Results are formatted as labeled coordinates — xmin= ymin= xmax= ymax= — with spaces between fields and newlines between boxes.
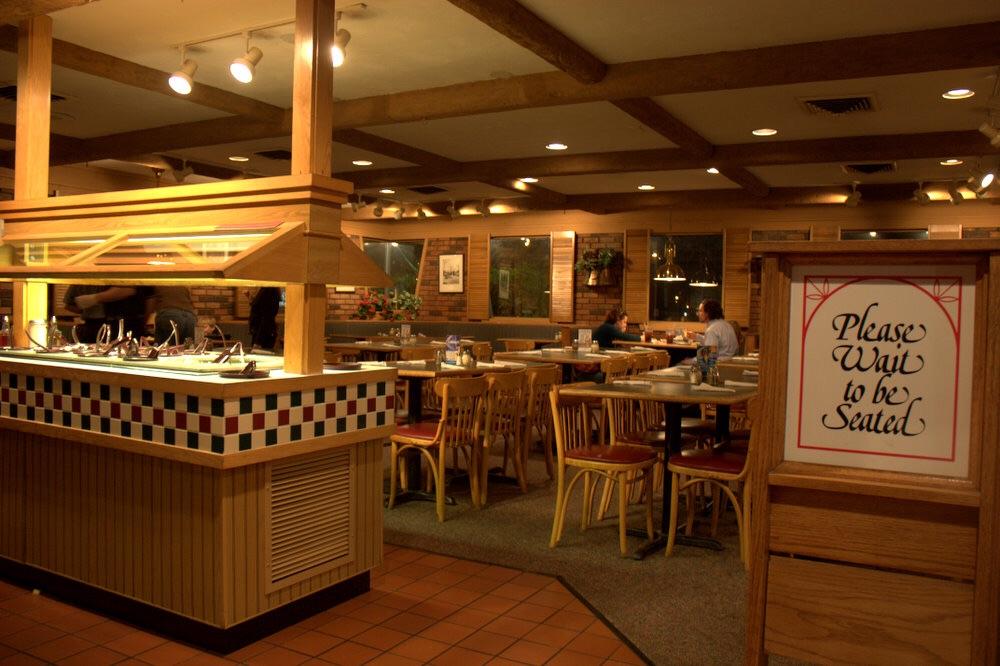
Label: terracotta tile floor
xmin=0 ymin=545 xmax=646 ymax=665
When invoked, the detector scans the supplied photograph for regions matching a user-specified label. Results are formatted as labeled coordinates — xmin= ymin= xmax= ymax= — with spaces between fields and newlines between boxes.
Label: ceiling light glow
xmin=706 ymin=167 xmax=720 ymax=174
xmin=168 ymin=59 xmax=197 ymax=95
xmin=942 ymin=88 xmax=974 ymax=100
xmin=228 ymin=156 xmax=250 ymax=162
xmin=637 ymin=184 xmax=655 ymax=191
xmin=940 ymin=159 xmax=964 ymax=166
xmin=230 ymin=46 xmax=263 ymax=84
xmin=751 ymin=128 xmax=777 ymax=137
xmin=545 ymin=142 xmax=568 ymax=151
xmin=519 ymin=177 xmax=538 ymax=183
xmin=352 ymin=159 xmax=373 ymax=166
xmin=379 ymin=188 xmax=395 ymax=194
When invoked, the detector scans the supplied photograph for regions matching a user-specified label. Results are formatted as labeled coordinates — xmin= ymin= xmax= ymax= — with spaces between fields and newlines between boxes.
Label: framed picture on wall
xmin=439 ymin=254 xmax=464 ymax=293
xmin=498 ymin=269 xmax=510 ymax=300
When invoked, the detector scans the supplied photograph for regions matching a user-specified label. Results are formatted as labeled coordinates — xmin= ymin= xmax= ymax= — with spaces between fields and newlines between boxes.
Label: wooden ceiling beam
xmin=333 ymin=128 xmax=458 ymax=169
xmin=610 ymin=98 xmax=713 ymax=159
xmin=0 ymin=0 xmax=94 ymax=24
xmin=445 ymin=0 xmax=606 ymax=84
xmin=332 ymin=22 xmax=1000 ymax=128
xmin=0 ymin=24 xmax=286 ymax=123
xmin=336 ymin=130 xmax=999 ymax=187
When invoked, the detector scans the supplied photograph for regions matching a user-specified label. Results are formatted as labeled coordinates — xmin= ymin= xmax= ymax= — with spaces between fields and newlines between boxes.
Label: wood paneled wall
xmin=723 ymin=228 xmax=750 ymax=324
xmin=549 ymin=231 xmax=575 ymax=323
xmin=623 ymin=229 xmax=650 ymax=323
xmin=467 ymin=233 xmax=490 ymax=320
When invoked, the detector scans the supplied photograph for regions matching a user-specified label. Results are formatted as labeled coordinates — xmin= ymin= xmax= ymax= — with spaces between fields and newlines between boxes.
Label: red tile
xmin=418 ymin=621 xmax=477 ymax=645
xmin=498 ymin=639 xmax=561 ymax=665
xmin=446 ymin=561 xmax=489 ymax=576
xmin=588 ymin=619 xmax=618 ymax=638
xmin=176 ymin=654 xmax=235 ymax=665
xmin=24 ymin=634 xmax=93 ymax=662
xmin=608 ymin=643 xmax=646 ymax=665
xmin=446 ymin=607 xmax=496 ymax=630
xmin=490 ymin=583 xmax=535 ymax=602
xmin=423 ymin=569 xmax=470 ymax=587
xmin=365 ymin=653 xmax=422 ymax=666
xmin=485 ymin=659 xmax=523 ymax=666
xmin=563 ymin=633 xmax=622 ymax=659
xmin=429 ymin=645 xmax=492 ymax=666
xmin=132 ymin=641 xmax=200 ymax=665
xmin=504 ymin=602 xmax=557 ymax=624
xmin=351 ymin=626 xmax=410 ymax=651
xmin=2 ymin=624 xmax=64 ymax=651
xmin=76 ymin=619 xmax=135 ymax=644
xmin=44 ymin=609 xmax=104 ymax=633
xmin=317 ymin=640 xmax=382 ymax=666
xmin=55 ymin=646 xmax=125 ymax=666
xmin=522 ymin=623 xmax=578 ymax=649
xmin=348 ymin=603 xmax=399 ymax=625
xmin=414 ymin=553 xmax=457 ymax=569
xmin=477 ymin=566 xmax=520 ymax=582
xmin=104 ymin=629 xmax=167 ymax=656
xmin=384 ymin=549 xmax=424 ymax=564
xmin=223 ymin=639 xmax=273 ymax=662
xmin=266 ymin=625 xmax=307 ymax=643
xmin=244 ymin=645 xmax=309 ymax=666
xmin=372 ymin=593 xmax=422 ymax=612
xmin=431 ymin=586 xmax=482 ymax=607
xmin=316 ymin=616 xmax=374 ymax=640
xmin=467 ymin=595 xmax=518 ymax=615
xmin=384 ymin=612 xmax=435 ymax=635
xmin=507 ymin=573 xmax=553 ymax=590
xmin=525 ymin=589 xmax=574 ymax=609
xmin=407 ymin=599 xmax=462 ymax=621
xmin=0 ymin=654 xmax=48 ymax=665
xmin=372 ymin=574 xmax=413 ymax=593
xmin=280 ymin=630 xmax=343 ymax=657
xmin=456 ymin=630 xmax=516 ymax=656
xmin=545 ymin=609 xmax=597 ymax=632
xmin=452 ymin=577 xmax=503 ymax=594
xmin=0 ymin=615 xmax=35 ymax=639
xmin=390 ymin=636 xmax=450 ymax=662
xmin=397 ymin=580 xmax=448 ymax=599
xmin=546 ymin=648 xmax=605 ymax=666
xmin=481 ymin=615 xmax=537 ymax=639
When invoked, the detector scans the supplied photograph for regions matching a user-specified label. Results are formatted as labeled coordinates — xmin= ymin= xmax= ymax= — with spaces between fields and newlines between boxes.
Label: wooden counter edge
xmin=769 ymin=461 xmax=980 ymax=507
xmin=0 ymin=416 xmax=393 ymax=469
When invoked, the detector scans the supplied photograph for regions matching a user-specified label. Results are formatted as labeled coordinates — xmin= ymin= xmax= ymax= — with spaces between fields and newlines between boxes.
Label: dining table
xmin=325 ymin=341 xmax=438 ymax=361
xmin=559 ymin=378 xmax=758 ymax=559
xmin=613 ymin=338 xmax=699 ymax=364
xmin=493 ymin=347 xmax=636 ymax=382
xmin=496 ymin=337 xmax=560 ymax=350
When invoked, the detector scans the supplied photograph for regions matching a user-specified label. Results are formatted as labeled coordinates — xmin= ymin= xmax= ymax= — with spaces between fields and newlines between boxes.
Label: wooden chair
xmin=549 ymin=385 xmax=657 ymax=556
xmin=648 ymin=351 xmax=671 ymax=369
xmin=388 ymin=375 xmax=487 ymax=522
xmin=523 ymin=364 xmax=561 ymax=479
xmin=503 ymin=339 xmax=536 ymax=352
xmin=666 ymin=399 xmax=757 ymax=568
xmin=471 ymin=341 xmax=493 ymax=361
xmin=629 ymin=353 xmax=654 ymax=375
xmin=397 ymin=347 xmax=437 ymax=415
xmin=479 ymin=369 xmax=527 ymax=504
xmin=601 ymin=356 xmax=631 ymax=382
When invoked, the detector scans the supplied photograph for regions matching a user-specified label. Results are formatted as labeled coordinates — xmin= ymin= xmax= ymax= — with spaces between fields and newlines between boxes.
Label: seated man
xmin=686 ymin=299 xmax=739 ymax=359
xmin=592 ymin=308 xmax=641 ymax=349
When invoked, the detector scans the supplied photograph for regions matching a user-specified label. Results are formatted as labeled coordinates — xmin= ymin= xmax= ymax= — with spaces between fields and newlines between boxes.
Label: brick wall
xmin=574 ymin=233 xmax=624 ymax=326
xmin=189 ymin=286 xmax=234 ymax=320
xmin=327 ymin=287 xmax=364 ymax=319
xmin=416 ymin=237 xmax=468 ymax=321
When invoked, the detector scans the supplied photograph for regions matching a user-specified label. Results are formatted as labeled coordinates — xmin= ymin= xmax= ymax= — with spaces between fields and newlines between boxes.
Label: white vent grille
xmin=268 ymin=450 xmax=353 ymax=587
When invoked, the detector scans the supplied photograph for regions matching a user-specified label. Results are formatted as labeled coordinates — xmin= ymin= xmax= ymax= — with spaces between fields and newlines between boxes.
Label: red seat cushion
xmin=394 ymin=420 xmax=440 ymax=440
xmin=668 ymin=451 xmax=746 ymax=475
xmin=567 ymin=445 xmax=657 ymax=465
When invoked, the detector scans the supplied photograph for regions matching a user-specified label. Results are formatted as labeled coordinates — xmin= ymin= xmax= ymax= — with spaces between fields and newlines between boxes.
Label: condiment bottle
xmin=707 ymin=365 xmax=720 ymax=386
xmin=0 ymin=315 xmax=10 ymax=348
xmin=461 ymin=350 xmax=471 ymax=367
xmin=590 ymin=341 xmax=599 ymax=353
xmin=689 ymin=363 xmax=702 ymax=385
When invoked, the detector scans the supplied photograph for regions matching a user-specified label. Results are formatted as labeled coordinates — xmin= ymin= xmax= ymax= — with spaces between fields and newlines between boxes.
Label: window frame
xmin=646 ymin=230 xmax=725 ymax=325
xmin=487 ymin=234 xmax=553 ymax=321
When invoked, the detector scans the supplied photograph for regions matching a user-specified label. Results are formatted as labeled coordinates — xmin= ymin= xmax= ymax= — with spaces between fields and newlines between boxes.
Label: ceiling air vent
xmin=842 ymin=162 xmax=896 ymax=176
xmin=0 ymin=85 xmax=67 ymax=104
xmin=799 ymin=95 xmax=876 ymax=116
xmin=254 ymin=149 xmax=292 ymax=161
xmin=408 ymin=185 xmax=447 ymax=195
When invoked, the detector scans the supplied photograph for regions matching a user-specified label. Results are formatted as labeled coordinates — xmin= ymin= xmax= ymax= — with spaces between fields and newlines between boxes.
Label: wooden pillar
xmin=11 ymin=16 xmax=53 ymax=347
xmin=285 ymin=0 xmax=335 ymax=374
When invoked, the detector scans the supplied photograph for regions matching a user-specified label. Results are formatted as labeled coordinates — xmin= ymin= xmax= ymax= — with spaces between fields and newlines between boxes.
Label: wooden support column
xmin=10 ymin=16 xmax=52 ymax=347
xmin=285 ymin=0 xmax=335 ymax=374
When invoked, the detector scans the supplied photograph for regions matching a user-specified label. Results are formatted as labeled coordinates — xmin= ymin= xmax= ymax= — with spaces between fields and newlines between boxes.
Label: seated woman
xmin=686 ymin=299 xmax=739 ymax=359
xmin=592 ymin=308 xmax=641 ymax=349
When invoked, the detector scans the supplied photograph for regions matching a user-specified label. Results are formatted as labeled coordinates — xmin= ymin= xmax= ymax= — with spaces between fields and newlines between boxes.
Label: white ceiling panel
xmin=537 ymin=170 xmax=740 ymax=194
xmin=750 ymin=157 xmax=990 ymax=187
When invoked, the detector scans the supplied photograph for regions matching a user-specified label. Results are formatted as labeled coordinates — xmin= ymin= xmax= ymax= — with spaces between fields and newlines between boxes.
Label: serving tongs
xmin=212 ymin=340 xmax=246 ymax=364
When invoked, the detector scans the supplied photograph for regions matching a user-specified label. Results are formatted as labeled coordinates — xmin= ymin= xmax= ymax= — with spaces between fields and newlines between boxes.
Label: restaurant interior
xmin=0 ymin=1 xmax=999 ymax=665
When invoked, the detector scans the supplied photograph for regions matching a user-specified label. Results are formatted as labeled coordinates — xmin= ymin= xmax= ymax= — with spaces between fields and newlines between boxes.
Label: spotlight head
xmin=373 ymin=202 xmax=383 ymax=217
xmin=476 ymin=200 xmax=490 ymax=217
xmin=394 ymin=206 xmax=403 ymax=221
xmin=913 ymin=185 xmax=931 ymax=205
xmin=168 ymin=59 xmax=197 ymax=95
xmin=844 ymin=186 xmax=861 ymax=208
xmin=332 ymin=28 xmax=351 ymax=68
xmin=968 ymin=168 xmax=996 ymax=194
xmin=170 ymin=162 xmax=194 ymax=183
xmin=446 ymin=201 xmax=458 ymax=219
xmin=350 ymin=199 xmax=359 ymax=213
xmin=948 ymin=181 xmax=964 ymax=205
xmin=230 ymin=46 xmax=263 ymax=84
xmin=417 ymin=208 xmax=427 ymax=219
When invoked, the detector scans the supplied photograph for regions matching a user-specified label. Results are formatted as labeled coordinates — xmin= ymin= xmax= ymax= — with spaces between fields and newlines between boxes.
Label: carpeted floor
xmin=383 ymin=450 xmax=747 ymax=666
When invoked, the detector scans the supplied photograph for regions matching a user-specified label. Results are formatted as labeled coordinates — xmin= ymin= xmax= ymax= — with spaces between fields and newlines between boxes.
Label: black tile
xmin=100 ymin=417 xmax=110 ymax=434
xmin=357 ymin=414 xmax=366 ymax=429
xmin=80 ymin=382 xmax=89 ymax=398
xmin=164 ymin=393 xmax=175 ymax=411
xmin=239 ymin=397 xmax=252 ymax=414
xmin=291 ymin=391 xmax=301 ymax=407
xmin=10 ymin=374 xmax=17 ymax=389
xmin=187 ymin=431 xmax=199 ymax=449
xmin=119 ymin=386 xmax=131 ymax=404
xmin=9 ymin=404 xmax=16 ymax=418
xmin=164 ymin=429 xmax=175 ymax=446
xmin=376 ymin=381 xmax=386 ymax=397
xmin=80 ymin=415 xmax=90 ymax=430
xmin=290 ymin=424 xmax=301 ymax=441
xmin=265 ymin=429 xmax=278 ymax=446
xmin=26 ymin=376 xmax=35 ymax=391
xmin=239 ymin=433 xmax=252 ymax=451
xmin=62 ymin=411 xmax=71 ymax=427
xmin=336 ymin=417 xmax=347 ymax=433
xmin=142 ymin=424 xmax=153 ymax=441
xmin=43 ymin=409 xmax=53 ymax=424
xmin=26 ymin=407 xmax=35 ymax=421
xmin=43 ymin=378 xmax=52 ymax=394
xmin=357 ymin=383 xmax=367 ymax=399
xmin=314 ymin=421 xmax=325 ymax=437
xmin=211 ymin=399 xmax=224 ymax=417
xmin=265 ymin=394 xmax=277 ymax=410
xmin=141 ymin=389 xmax=153 ymax=407
xmin=121 ymin=421 xmax=131 ymax=437
xmin=61 ymin=379 xmax=71 ymax=395
xmin=100 ymin=384 xmax=110 ymax=401
xmin=313 ymin=388 xmax=325 ymax=404
xmin=336 ymin=385 xmax=347 ymax=401
xmin=376 ymin=411 xmax=385 ymax=427
xmin=211 ymin=436 xmax=224 ymax=453
xmin=187 ymin=395 xmax=199 ymax=414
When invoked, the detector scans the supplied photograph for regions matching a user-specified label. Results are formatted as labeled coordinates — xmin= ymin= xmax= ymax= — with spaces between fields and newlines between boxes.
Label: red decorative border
xmin=796 ymin=275 xmax=963 ymax=462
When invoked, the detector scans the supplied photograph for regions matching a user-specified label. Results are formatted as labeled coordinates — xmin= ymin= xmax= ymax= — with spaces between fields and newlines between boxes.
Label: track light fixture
xmin=394 ymin=205 xmax=404 ymax=221
xmin=350 ymin=195 xmax=364 ymax=213
xmin=332 ymin=21 xmax=351 ymax=68
xmin=913 ymin=183 xmax=930 ymax=205
xmin=446 ymin=201 xmax=458 ymax=220
xmin=967 ymin=166 xmax=996 ymax=194
xmin=844 ymin=183 xmax=861 ymax=207
xmin=948 ymin=181 xmax=964 ymax=205
xmin=476 ymin=200 xmax=490 ymax=217
xmin=168 ymin=49 xmax=197 ymax=95
xmin=979 ymin=121 xmax=1000 ymax=147
xmin=417 ymin=208 xmax=427 ymax=220
xmin=170 ymin=161 xmax=194 ymax=183
xmin=373 ymin=200 xmax=384 ymax=217
xmin=230 ymin=34 xmax=263 ymax=84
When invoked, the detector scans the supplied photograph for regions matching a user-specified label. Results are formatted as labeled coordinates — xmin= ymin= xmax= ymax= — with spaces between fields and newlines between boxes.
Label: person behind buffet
xmin=72 ymin=286 xmax=152 ymax=341
xmin=150 ymin=286 xmax=197 ymax=345
xmin=63 ymin=285 xmax=106 ymax=343
xmin=247 ymin=287 xmax=281 ymax=351
xmin=685 ymin=298 xmax=739 ymax=359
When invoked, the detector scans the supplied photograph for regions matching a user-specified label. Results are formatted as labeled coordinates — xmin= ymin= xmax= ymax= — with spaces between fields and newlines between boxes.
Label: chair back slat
xmin=629 ymin=354 xmax=654 ymax=374
xmin=525 ymin=364 xmax=561 ymax=432
xmin=649 ymin=351 xmax=671 ymax=369
xmin=436 ymin=376 xmax=487 ymax=449
xmin=549 ymin=385 xmax=601 ymax=463
xmin=601 ymin=356 xmax=631 ymax=381
xmin=503 ymin=340 xmax=536 ymax=352
xmin=484 ymin=370 xmax=526 ymax=438
xmin=400 ymin=346 xmax=436 ymax=361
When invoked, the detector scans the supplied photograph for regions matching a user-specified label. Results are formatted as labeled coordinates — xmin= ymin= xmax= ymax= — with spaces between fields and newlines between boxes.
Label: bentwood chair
xmin=549 ymin=385 xmax=656 ymax=556
xmin=523 ymin=364 xmax=561 ymax=479
xmin=479 ymin=370 xmax=527 ymax=504
xmin=648 ymin=351 xmax=671 ymax=370
xmin=471 ymin=341 xmax=493 ymax=362
xmin=397 ymin=346 xmax=438 ymax=416
xmin=503 ymin=339 xmax=537 ymax=352
xmin=389 ymin=375 xmax=487 ymax=522
xmin=600 ymin=356 xmax=632 ymax=382
xmin=629 ymin=353 xmax=654 ymax=375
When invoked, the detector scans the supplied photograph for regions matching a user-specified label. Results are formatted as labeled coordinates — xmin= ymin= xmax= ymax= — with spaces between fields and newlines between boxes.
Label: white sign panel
xmin=784 ymin=264 xmax=974 ymax=477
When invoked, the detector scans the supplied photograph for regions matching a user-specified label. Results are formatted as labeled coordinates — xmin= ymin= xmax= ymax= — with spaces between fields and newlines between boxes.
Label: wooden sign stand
xmin=746 ymin=240 xmax=1000 ymax=665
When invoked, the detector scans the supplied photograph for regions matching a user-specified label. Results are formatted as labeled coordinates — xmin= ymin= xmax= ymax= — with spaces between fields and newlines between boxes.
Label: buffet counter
xmin=0 ymin=353 xmax=395 ymax=650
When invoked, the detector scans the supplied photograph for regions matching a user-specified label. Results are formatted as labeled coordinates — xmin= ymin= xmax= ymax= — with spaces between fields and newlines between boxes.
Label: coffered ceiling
xmin=2 ymin=0 xmax=1000 ymax=215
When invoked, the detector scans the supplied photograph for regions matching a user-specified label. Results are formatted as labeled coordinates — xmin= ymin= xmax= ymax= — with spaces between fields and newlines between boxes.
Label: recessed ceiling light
xmin=379 ymin=188 xmax=395 ymax=194
xmin=352 ymin=159 xmax=373 ymax=166
xmin=637 ymin=184 xmax=655 ymax=191
xmin=545 ymin=142 xmax=568 ymax=151
xmin=752 ymin=128 xmax=778 ymax=137
xmin=940 ymin=158 xmax=964 ymax=166
xmin=706 ymin=167 xmax=720 ymax=174
xmin=942 ymin=88 xmax=974 ymax=100
xmin=228 ymin=155 xmax=249 ymax=162
xmin=519 ymin=177 xmax=539 ymax=183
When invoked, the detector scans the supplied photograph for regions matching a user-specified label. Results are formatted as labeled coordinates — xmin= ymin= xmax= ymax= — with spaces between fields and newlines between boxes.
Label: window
xmin=840 ymin=229 xmax=928 ymax=240
xmin=649 ymin=234 xmax=723 ymax=322
xmin=363 ymin=239 xmax=423 ymax=293
xmin=490 ymin=236 xmax=550 ymax=318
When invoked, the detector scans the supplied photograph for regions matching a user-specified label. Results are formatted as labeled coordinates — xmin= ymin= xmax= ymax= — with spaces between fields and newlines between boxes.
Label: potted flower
xmin=393 ymin=291 xmax=422 ymax=320
xmin=574 ymin=250 xmax=602 ymax=286
xmin=355 ymin=289 xmax=392 ymax=320
xmin=596 ymin=247 xmax=622 ymax=285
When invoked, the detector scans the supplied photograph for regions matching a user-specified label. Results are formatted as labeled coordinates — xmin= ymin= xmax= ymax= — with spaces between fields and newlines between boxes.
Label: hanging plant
xmin=575 ymin=248 xmax=622 ymax=286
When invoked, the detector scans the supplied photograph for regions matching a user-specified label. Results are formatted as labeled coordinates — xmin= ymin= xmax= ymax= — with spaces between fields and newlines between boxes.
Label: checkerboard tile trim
xmin=0 ymin=372 xmax=394 ymax=454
